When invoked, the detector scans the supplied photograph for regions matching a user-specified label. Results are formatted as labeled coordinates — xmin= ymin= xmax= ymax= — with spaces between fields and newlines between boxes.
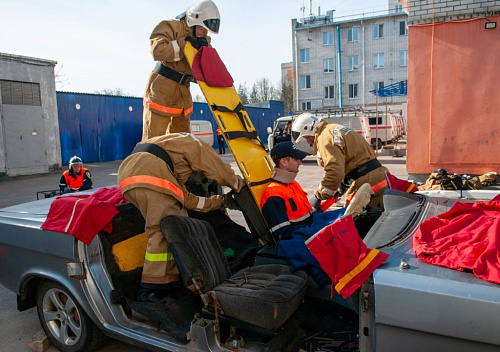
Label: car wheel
xmin=36 ymin=280 xmax=108 ymax=352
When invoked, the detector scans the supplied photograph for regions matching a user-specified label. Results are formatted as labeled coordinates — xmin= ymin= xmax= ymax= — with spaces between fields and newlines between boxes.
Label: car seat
xmin=161 ymin=215 xmax=308 ymax=333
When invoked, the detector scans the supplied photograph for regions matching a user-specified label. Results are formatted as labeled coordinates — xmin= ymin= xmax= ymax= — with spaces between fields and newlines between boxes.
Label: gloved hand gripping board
xmin=185 ymin=42 xmax=275 ymax=245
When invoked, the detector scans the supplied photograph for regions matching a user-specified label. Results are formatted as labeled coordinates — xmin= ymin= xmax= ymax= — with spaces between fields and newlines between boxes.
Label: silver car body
xmin=1 ymin=189 xmax=499 ymax=351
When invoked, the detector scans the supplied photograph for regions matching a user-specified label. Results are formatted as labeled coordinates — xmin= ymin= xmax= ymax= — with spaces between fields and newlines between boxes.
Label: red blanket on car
xmin=413 ymin=197 xmax=500 ymax=284
xmin=41 ymin=187 xmax=127 ymax=245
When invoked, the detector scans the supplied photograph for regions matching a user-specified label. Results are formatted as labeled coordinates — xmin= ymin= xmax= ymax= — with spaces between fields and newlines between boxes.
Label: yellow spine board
xmin=184 ymin=43 xmax=273 ymax=206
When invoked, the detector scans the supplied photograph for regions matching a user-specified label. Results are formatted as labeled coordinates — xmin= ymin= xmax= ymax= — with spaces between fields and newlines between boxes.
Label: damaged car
xmin=0 ymin=186 xmax=499 ymax=352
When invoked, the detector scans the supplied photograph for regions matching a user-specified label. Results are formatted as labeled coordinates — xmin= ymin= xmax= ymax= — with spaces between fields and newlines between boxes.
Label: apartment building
xmin=291 ymin=6 xmax=408 ymax=112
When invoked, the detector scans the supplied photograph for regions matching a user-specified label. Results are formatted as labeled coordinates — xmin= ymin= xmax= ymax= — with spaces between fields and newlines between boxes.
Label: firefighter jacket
xmin=59 ymin=168 xmax=92 ymax=192
xmin=143 ymin=18 xmax=211 ymax=118
xmin=260 ymin=171 xmax=313 ymax=241
xmin=118 ymin=133 xmax=244 ymax=212
xmin=313 ymin=120 xmax=388 ymax=203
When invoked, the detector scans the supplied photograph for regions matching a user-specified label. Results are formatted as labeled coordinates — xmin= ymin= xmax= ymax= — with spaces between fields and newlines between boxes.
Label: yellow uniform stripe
xmin=335 ymin=249 xmax=381 ymax=293
xmin=145 ymin=251 xmax=175 ymax=262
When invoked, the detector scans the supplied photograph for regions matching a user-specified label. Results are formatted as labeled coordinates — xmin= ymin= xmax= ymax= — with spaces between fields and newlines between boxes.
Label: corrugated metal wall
xmin=57 ymin=92 xmax=283 ymax=164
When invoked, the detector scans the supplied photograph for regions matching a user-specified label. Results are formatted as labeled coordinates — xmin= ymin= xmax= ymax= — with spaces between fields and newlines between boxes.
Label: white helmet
xmin=291 ymin=113 xmax=319 ymax=143
xmin=69 ymin=155 xmax=83 ymax=169
xmin=186 ymin=0 xmax=221 ymax=34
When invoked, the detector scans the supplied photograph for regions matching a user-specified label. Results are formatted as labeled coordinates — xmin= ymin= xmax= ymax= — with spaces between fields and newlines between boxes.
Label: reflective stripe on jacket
xmin=119 ymin=175 xmax=184 ymax=201
xmin=260 ymin=180 xmax=313 ymax=241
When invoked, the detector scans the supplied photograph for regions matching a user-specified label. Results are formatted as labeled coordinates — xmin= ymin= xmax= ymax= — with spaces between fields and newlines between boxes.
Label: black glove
xmin=185 ymin=36 xmax=209 ymax=50
xmin=308 ymin=195 xmax=322 ymax=213
xmin=222 ymin=191 xmax=241 ymax=211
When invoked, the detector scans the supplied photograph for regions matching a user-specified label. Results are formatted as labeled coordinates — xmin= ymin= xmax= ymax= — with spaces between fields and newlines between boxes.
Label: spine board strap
xmin=211 ymin=102 xmax=249 ymax=131
xmin=132 ymin=143 xmax=174 ymax=174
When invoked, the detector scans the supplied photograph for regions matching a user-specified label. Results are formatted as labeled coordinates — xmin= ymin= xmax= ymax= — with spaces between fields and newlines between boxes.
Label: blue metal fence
xmin=57 ymin=92 xmax=283 ymax=164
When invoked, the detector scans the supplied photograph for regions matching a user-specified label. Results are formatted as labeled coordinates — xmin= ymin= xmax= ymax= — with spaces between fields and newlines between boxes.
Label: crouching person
xmin=118 ymin=133 xmax=245 ymax=302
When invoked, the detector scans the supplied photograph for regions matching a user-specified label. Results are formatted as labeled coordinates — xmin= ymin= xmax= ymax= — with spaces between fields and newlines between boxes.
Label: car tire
xmin=36 ymin=280 xmax=108 ymax=352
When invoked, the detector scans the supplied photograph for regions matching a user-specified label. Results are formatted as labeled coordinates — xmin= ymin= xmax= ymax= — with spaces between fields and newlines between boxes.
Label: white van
xmin=366 ymin=114 xmax=394 ymax=149
xmin=190 ymin=120 xmax=214 ymax=147
xmin=267 ymin=115 xmax=371 ymax=155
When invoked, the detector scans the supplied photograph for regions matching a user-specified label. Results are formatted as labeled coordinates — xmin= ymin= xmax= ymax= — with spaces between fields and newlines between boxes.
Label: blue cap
xmin=271 ymin=142 xmax=308 ymax=160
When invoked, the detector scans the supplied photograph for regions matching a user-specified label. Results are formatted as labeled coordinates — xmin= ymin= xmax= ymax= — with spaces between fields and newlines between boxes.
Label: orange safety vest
xmin=216 ymin=128 xmax=223 ymax=136
xmin=260 ymin=181 xmax=312 ymax=222
xmin=63 ymin=168 xmax=88 ymax=189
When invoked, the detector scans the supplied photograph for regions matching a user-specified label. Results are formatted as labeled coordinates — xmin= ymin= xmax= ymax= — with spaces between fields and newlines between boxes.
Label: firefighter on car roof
xmin=117 ymin=133 xmax=243 ymax=303
xmin=142 ymin=0 xmax=220 ymax=139
xmin=291 ymin=112 xmax=388 ymax=210
xmin=59 ymin=156 xmax=93 ymax=193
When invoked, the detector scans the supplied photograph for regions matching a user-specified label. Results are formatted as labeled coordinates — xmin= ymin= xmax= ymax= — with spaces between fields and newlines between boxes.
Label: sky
xmin=1 ymin=0 xmax=387 ymax=98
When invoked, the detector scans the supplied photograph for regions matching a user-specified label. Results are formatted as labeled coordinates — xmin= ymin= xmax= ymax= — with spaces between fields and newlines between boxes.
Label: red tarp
xmin=413 ymin=198 xmax=500 ymax=284
xmin=41 ymin=187 xmax=127 ymax=245
xmin=306 ymin=215 xmax=389 ymax=298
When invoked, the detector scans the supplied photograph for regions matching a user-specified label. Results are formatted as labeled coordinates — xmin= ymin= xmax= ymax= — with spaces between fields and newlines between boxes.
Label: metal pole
xmin=385 ymin=96 xmax=388 ymax=146
xmin=375 ymin=91 xmax=379 ymax=150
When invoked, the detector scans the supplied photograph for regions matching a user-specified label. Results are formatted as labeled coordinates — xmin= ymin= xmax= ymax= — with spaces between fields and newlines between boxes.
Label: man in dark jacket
xmin=59 ymin=156 xmax=92 ymax=193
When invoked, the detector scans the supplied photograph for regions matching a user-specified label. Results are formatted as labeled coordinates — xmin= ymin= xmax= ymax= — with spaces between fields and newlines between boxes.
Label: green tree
xmin=237 ymin=83 xmax=249 ymax=105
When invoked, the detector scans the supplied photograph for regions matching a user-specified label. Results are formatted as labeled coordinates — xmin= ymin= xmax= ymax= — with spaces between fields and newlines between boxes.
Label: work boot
xmin=136 ymin=282 xmax=185 ymax=303
xmin=345 ymin=183 xmax=374 ymax=218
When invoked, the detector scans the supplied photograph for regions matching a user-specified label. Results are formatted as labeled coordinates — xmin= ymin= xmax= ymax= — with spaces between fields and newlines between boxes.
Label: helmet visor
xmin=291 ymin=131 xmax=301 ymax=141
xmin=203 ymin=18 xmax=220 ymax=33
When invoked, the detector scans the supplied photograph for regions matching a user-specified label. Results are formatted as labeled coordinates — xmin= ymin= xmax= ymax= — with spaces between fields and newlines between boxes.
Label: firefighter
xmin=59 ymin=156 xmax=93 ymax=193
xmin=142 ymin=0 xmax=221 ymax=139
xmin=291 ymin=113 xmax=388 ymax=210
xmin=118 ymin=133 xmax=244 ymax=302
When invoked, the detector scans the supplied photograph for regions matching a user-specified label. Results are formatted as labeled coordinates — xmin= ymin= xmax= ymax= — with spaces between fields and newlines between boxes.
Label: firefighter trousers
xmin=142 ymin=108 xmax=191 ymax=139
xmin=123 ymin=187 xmax=187 ymax=284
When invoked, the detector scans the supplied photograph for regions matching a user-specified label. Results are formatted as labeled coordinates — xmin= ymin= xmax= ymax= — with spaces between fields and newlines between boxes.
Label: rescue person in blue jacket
xmin=59 ymin=156 xmax=93 ymax=193
xmin=142 ymin=0 xmax=221 ymax=138
xmin=260 ymin=142 xmax=312 ymax=241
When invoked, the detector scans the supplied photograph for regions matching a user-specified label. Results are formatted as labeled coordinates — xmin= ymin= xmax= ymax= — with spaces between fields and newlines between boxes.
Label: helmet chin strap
xmin=193 ymin=26 xmax=197 ymax=37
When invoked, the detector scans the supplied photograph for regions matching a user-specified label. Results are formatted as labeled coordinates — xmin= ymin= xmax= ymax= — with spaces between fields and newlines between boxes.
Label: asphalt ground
xmin=0 ymin=150 xmax=408 ymax=352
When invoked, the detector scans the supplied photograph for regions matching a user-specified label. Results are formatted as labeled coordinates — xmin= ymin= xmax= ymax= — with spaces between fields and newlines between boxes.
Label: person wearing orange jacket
xmin=118 ymin=133 xmax=244 ymax=302
xmin=260 ymin=142 xmax=312 ymax=241
xmin=59 ymin=156 xmax=93 ymax=193
xmin=142 ymin=0 xmax=221 ymax=139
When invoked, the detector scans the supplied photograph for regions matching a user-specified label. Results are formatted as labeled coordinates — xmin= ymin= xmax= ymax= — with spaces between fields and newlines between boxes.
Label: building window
xmin=324 ymin=86 xmax=334 ymax=99
xmin=302 ymin=102 xmax=311 ymax=110
xmin=323 ymin=58 xmax=334 ymax=73
xmin=373 ymin=82 xmax=384 ymax=91
xmin=348 ymin=28 xmax=358 ymax=42
xmin=348 ymin=56 xmax=359 ymax=71
xmin=400 ymin=50 xmax=408 ymax=66
xmin=300 ymin=48 xmax=310 ymax=63
xmin=374 ymin=53 xmax=384 ymax=68
xmin=0 ymin=80 xmax=41 ymax=106
xmin=301 ymin=75 xmax=311 ymax=89
xmin=373 ymin=24 xmax=384 ymax=39
xmin=400 ymin=21 xmax=408 ymax=35
xmin=348 ymin=84 xmax=359 ymax=98
xmin=396 ymin=4 xmax=403 ymax=13
xmin=323 ymin=31 xmax=333 ymax=45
